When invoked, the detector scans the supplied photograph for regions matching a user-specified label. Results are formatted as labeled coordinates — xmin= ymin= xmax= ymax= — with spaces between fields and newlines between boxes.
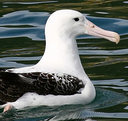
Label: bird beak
xmin=84 ymin=19 xmax=120 ymax=44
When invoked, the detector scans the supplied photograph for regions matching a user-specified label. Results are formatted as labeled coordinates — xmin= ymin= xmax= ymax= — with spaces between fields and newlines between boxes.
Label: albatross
xmin=0 ymin=9 xmax=120 ymax=112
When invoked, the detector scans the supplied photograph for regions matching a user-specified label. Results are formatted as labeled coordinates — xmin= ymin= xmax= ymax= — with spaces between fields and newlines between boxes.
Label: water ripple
xmin=0 ymin=10 xmax=128 ymax=41
xmin=80 ymin=48 xmax=128 ymax=55
xmin=3 ymin=1 xmax=57 ymax=5
xmin=0 ymin=11 xmax=49 ymax=40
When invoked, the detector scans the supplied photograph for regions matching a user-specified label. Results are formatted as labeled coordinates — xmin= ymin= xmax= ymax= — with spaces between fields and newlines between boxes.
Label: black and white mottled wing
xmin=0 ymin=69 xmax=85 ymax=104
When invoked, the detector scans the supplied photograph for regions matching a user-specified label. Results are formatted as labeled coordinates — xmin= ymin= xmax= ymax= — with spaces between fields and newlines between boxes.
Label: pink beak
xmin=85 ymin=19 xmax=120 ymax=44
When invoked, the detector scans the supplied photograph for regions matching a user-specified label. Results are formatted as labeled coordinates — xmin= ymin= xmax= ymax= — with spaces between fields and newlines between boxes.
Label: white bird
xmin=0 ymin=9 xmax=120 ymax=112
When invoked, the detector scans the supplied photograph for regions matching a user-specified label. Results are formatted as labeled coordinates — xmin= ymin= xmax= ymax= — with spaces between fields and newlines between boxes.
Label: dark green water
xmin=0 ymin=0 xmax=128 ymax=120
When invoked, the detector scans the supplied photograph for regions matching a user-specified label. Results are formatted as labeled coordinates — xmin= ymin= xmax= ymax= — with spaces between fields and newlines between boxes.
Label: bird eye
xmin=74 ymin=17 xmax=79 ymax=22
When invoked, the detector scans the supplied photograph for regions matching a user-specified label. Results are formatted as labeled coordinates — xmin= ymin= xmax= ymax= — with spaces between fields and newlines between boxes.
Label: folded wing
xmin=0 ymin=70 xmax=84 ymax=104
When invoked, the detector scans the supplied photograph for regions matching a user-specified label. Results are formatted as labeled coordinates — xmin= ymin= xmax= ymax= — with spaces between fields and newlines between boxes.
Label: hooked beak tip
xmin=115 ymin=33 xmax=120 ymax=44
xmin=110 ymin=32 xmax=120 ymax=44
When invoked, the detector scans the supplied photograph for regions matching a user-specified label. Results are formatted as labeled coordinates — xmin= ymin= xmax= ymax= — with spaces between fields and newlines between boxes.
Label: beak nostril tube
xmin=90 ymin=24 xmax=95 ymax=28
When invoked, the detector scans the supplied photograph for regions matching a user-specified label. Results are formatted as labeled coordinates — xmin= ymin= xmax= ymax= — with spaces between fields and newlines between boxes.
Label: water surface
xmin=0 ymin=0 xmax=128 ymax=120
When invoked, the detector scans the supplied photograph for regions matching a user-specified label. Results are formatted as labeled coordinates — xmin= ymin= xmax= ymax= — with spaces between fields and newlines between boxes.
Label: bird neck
xmin=36 ymin=35 xmax=89 ymax=82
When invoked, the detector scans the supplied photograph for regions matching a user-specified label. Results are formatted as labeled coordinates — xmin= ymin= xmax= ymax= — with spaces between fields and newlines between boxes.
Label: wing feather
xmin=0 ymin=69 xmax=85 ymax=104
